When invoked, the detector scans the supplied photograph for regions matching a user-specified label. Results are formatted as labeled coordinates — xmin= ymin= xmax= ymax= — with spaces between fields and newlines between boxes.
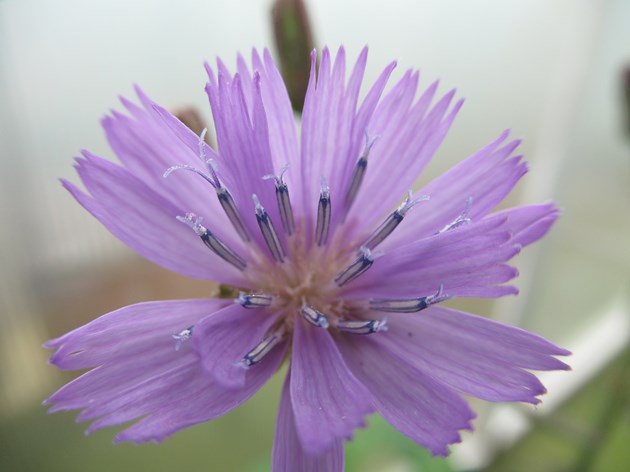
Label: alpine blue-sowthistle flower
xmin=45 ymin=47 xmax=570 ymax=471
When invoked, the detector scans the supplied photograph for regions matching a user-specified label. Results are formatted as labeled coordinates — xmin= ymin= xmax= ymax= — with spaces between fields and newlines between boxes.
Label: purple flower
xmin=45 ymin=47 xmax=570 ymax=470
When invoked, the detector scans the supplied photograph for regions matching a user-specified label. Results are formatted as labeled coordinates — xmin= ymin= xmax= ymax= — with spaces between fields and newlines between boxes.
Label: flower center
xmin=248 ymin=230 xmax=349 ymax=324
xmin=166 ymin=130 xmax=454 ymax=363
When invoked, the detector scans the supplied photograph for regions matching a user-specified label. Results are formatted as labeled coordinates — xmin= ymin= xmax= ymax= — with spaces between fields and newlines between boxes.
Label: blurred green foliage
xmin=484 ymin=346 xmax=630 ymax=472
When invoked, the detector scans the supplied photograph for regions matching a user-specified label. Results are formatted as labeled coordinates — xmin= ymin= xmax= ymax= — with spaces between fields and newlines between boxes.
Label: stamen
xmin=363 ymin=190 xmax=429 ymax=250
xmin=163 ymin=129 xmax=221 ymax=188
xmin=334 ymin=246 xmax=380 ymax=287
xmin=437 ymin=197 xmax=473 ymax=234
xmin=164 ymin=130 xmax=250 ymax=242
xmin=172 ymin=326 xmax=194 ymax=351
xmin=217 ymin=187 xmax=251 ymax=242
xmin=315 ymin=176 xmax=331 ymax=246
xmin=197 ymin=129 xmax=222 ymax=188
xmin=344 ymin=133 xmax=379 ymax=215
xmin=165 ymin=167 xmax=250 ymax=242
xmin=300 ymin=305 xmax=330 ymax=328
xmin=163 ymin=164 xmax=219 ymax=188
xmin=202 ymin=135 xmax=250 ymax=242
xmin=253 ymin=194 xmax=285 ymax=263
xmin=235 ymin=292 xmax=274 ymax=308
xmin=369 ymin=285 xmax=450 ymax=313
xmin=263 ymin=166 xmax=295 ymax=236
xmin=240 ymin=329 xmax=285 ymax=368
xmin=177 ymin=213 xmax=247 ymax=270
xmin=336 ymin=318 xmax=388 ymax=335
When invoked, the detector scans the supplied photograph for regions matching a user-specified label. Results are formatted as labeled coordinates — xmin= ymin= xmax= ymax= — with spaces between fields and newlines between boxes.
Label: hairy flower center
xmin=249 ymin=230 xmax=349 ymax=324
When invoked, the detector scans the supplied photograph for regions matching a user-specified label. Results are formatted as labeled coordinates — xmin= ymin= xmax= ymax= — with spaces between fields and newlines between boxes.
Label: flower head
xmin=45 ymin=47 xmax=570 ymax=470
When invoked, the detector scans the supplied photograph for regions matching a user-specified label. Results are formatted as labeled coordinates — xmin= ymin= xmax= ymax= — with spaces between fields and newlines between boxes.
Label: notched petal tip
xmin=357 ymin=44 xmax=369 ymax=60
xmin=554 ymin=358 xmax=572 ymax=371
xmin=113 ymin=425 xmax=166 ymax=445
xmin=132 ymin=83 xmax=150 ymax=101
xmin=252 ymin=69 xmax=262 ymax=86
xmin=558 ymin=348 xmax=572 ymax=358
xmin=112 ymin=432 xmax=132 ymax=444
xmin=43 ymin=337 xmax=62 ymax=349
xmin=506 ymin=285 xmax=520 ymax=296
xmin=451 ymin=97 xmax=465 ymax=113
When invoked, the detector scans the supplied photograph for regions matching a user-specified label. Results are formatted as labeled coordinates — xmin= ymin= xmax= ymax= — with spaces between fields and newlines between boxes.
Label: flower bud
xmin=271 ymin=0 xmax=315 ymax=113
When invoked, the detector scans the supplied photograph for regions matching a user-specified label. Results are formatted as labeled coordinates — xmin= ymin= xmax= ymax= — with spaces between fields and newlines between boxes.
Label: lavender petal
xmin=339 ymin=335 xmax=475 ymax=456
xmin=290 ymin=315 xmax=373 ymax=454
xmin=272 ymin=372 xmax=344 ymax=472
xmin=193 ymin=304 xmax=280 ymax=388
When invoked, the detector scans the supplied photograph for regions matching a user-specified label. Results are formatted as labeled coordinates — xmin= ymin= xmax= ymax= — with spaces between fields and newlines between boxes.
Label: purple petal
xmin=486 ymin=202 xmax=560 ymax=247
xmin=290 ymin=315 xmax=373 ymax=454
xmin=339 ymin=334 xmax=475 ymax=456
xmin=46 ymin=299 xmax=229 ymax=370
xmin=298 ymin=48 xmax=318 ymax=215
xmin=45 ymin=300 xmax=230 ymax=418
xmin=65 ymin=153 xmax=249 ymax=285
xmin=236 ymin=53 xmax=255 ymax=112
xmin=103 ymin=88 xmax=237 ymax=246
xmin=381 ymin=307 xmax=570 ymax=403
xmin=338 ymin=69 xmax=422 ymax=226
xmin=253 ymin=49 xmax=301 ymax=207
xmin=193 ymin=304 xmax=280 ymax=388
xmin=272 ymin=373 xmax=344 ymax=472
xmin=385 ymin=130 xmax=527 ymax=247
xmin=300 ymin=47 xmax=397 ymax=242
xmin=204 ymin=63 xmax=284 ymax=256
xmin=346 ymin=84 xmax=464 ymax=240
xmin=331 ymin=54 xmax=398 ymax=234
xmin=45 ymin=299 xmax=286 ymax=441
xmin=299 ymin=47 xmax=343 ymax=240
xmin=346 ymin=202 xmax=559 ymax=299
xmin=45 ymin=300 xmax=226 ymax=415
xmin=112 ymin=339 xmax=286 ymax=443
xmin=150 ymin=103 xmax=236 ymax=188
xmin=344 ymin=46 xmax=369 ymax=121
xmin=344 ymin=216 xmax=519 ymax=299
xmin=345 ymin=200 xmax=559 ymax=300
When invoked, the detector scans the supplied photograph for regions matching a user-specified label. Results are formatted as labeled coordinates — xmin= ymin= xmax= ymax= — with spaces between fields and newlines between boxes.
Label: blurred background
xmin=1 ymin=0 xmax=629 ymax=470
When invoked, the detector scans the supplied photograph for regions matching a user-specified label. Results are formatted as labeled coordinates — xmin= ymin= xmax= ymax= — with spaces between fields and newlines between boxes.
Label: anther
xmin=177 ymin=213 xmax=247 ymax=270
xmin=253 ymin=194 xmax=285 ymax=263
xmin=344 ymin=133 xmax=379 ymax=215
xmin=240 ymin=329 xmax=285 ymax=368
xmin=315 ymin=176 xmax=331 ymax=246
xmin=172 ymin=326 xmax=194 ymax=351
xmin=336 ymin=318 xmax=387 ymax=335
xmin=235 ymin=292 xmax=274 ymax=309
xmin=217 ymin=187 xmax=251 ymax=242
xmin=369 ymin=285 xmax=450 ymax=313
xmin=300 ymin=305 xmax=330 ymax=328
xmin=202 ymin=131 xmax=250 ymax=242
xmin=263 ymin=166 xmax=295 ymax=236
xmin=437 ymin=197 xmax=473 ymax=234
xmin=165 ymin=166 xmax=250 ymax=242
xmin=197 ymin=129 xmax=222 ymax=188
xmin=334 ymin=246 xmax=380 ymax=287
xmin=363 ymin=190 xmax=429 ymax=250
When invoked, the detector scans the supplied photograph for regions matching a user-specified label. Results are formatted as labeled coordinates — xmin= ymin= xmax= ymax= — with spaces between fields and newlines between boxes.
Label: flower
xmin=45 ymin=46 xmax=570 ymax=470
